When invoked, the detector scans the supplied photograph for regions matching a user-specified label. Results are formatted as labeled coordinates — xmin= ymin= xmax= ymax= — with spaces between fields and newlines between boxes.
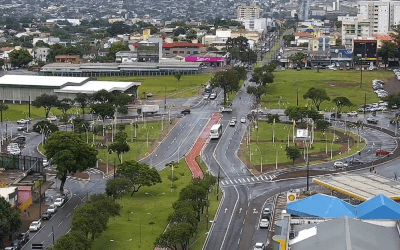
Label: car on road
xmin=375 ymin=150 xmax=389 ymax=156
xmin=334 ymin=161 xmax=348 ymax=168
xmin=229 ymin=120 xmax=236 ymax=126
xmin=54 ymin=197 xmax=65 ymax=207
xmin=17 ymin=125 xmax=27 ymax=131
xmin=29 ymin=221 xmax=41 ymax=231
xmin=11 ymin=240 xmax=22 ymax=250
xmin=47 ymin=116 xmax=57 ymax=122
xmin=231 ymin=117 xmax=237 ymax=122
xmin=262 ymin=207 xmax=271 ymax=218
xmin=209 ymin=93 xmax=217 ymax=99
xmin=253 ymin=242 xmax=266 ymax=250
xmin=203 ymin=93 xmax=210 ymax=99
xmin=330 ymin=113 xmax=342 ymax=118
xmin=42 ymin=212 xmax=52 ymax=220
xmin=347 ymin=111 xmax=358 ymax=117
xmin=47 ymin=204 xmax=57 ymax=213
xmin=349 ymin=159 xmax=364 ymax=165
xmin=366 ymin=117 xmax=378 ymax=124
xmin=240 ymin=117 xmax=246 ymax=123
xmin=16 ymin=119 xmax=30 ymax=124
xmin=259 ymin=218 xmax=270 ymax=228
xmin=18 ymin=233 xmax=29 ymax=244
xmin=181 ymin=109 xmax=191 ymax=114
xmin=251 ymin=109 xmax=264 ymax=114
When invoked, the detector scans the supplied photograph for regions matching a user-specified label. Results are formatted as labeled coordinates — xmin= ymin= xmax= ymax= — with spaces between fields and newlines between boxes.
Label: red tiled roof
xmin=162 ymin=42 xmax=202 ymax=48
xmin=55 ymin=55 xmax=79 ymax=59
xmin=1 ymin=47 xmax=15 ymax=51
xmin=374 ymin=34 xmax=393 ymax=41
xmin=294 ymin=32 xmax=311 ymax=37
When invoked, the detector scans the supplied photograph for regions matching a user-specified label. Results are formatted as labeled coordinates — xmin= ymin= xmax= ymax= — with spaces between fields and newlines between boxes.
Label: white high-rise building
xmin=342 ymin=14 xmax=373 ymax=48
xmin=236 ymin=3 xmax=261 ymax=19
xmin=358 ymin=0 xmax=400 ymax=34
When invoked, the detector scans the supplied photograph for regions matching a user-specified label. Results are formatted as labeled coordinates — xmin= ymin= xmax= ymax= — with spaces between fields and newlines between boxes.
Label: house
xmin=162 ymin=42 xmax=202 ymax=58
xmin=294 ymin=32 xmax=311 ymax=46
xmin=0 ymin=187 xmax=18 ymax=208
xmin=55 ymin=55 xmax=80 ymax=64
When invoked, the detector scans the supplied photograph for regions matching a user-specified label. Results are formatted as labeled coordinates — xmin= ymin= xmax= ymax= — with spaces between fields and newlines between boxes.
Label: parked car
xmin=181 ymin=109 xmax=191 ymax=114
xmin=366 ymin=117 xmax=378 ymax=124
xmin=349 ymin=159 xmax=364 ymax=165
xmin=47 ymin=116 xmax=57 ymax=122
xmin=334 ymin=161 xmax=348 ymax=168
xmin=240 ymin=117 xmax=246 ymax=123
xmin=330 ymin=113 xmax=342 ymax=118
xmin=259 ymin=218 xmax=270 ymax=228
xmin=4 ymin=247 xmax=16 ymax=250
xmin=253 ymin=242 xmax=266 ymax=250
xmin=11 ymin=240 xmax=22 ymax=250
xmin=29 ymin=221 xmax=41 ymax=231
xmin=347 ymin=111 xmax=358 ymax=117
xmin=42 ymin=212 xmax=52 ymax=220
xmin=59 ymin=193 xmax=69 ymax=202
xmin=146 ymin=93 xmax=153 ymax=98
xmin=251 ymin=109 xmax=264 ymax=114
xmin=209 ymin=93 xmax=217 ymax=99
xmin=18 ymin=232 xmax=29 ymax=244
xmin=262 ymin=207 xmax=271 ymax=218
xmin=47 ymin=204 xmax=57 ymax=213
xmin=229 ymin=120 xmax=236 ymax=126
xmin=203 ymin=93 xmax=210 ymax=99
xmin=375 ymin=150 xmax=389 ymax=156
xmin=54 ymin=198 xmax=65 ymax=207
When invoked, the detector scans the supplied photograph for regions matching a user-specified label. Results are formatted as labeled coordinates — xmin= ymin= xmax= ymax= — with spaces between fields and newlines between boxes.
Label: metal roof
xmin=313 ymin=174 xmax=400 ymax=201
xmin=55 ymin=81 xmax=140 ymax=94
xmin=0 ymin=75 xmax=89 ymax=88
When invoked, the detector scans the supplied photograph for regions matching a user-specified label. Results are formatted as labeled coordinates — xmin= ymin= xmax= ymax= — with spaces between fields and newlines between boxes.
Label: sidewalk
xmin=185 ymin=113 xmax=222 ymax=179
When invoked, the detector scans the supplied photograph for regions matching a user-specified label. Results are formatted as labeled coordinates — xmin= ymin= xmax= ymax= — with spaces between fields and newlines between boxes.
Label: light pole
xmin=82 ymin=124 xmax=89 ymax=143
xmin=145 ymin=126 xmax=153 ymax=148
xmin=274 ymin=144 xmax=281 ymax=170
xmin=145 ymin=192 xmax=165 ymax=218
xmin=255 ymin=146 xmax=263 ymax=173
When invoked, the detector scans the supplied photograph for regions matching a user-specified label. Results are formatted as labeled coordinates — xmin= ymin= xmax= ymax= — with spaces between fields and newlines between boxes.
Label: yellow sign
xmin=288 ymin=194 xmax=296 ymax=201
xmin=0 ymin=182 xmax=7 ymax=187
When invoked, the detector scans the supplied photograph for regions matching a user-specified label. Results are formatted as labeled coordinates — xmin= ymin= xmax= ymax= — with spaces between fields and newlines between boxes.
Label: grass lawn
xmin=98 ymin=74 xmax=212 ymax=99
xmin=246 ymin=122 xmax=365 ymax=167
xmin=262 ymin=70 xmax=394 ymax=111
xmin=0 ymin=104 xmax=71 ymax=121
xmin=90 ymin=160 xmax=192 ymax=250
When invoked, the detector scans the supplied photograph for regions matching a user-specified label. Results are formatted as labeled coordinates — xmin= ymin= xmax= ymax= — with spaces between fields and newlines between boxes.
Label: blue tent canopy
xmin=358 ymin=194 xmax=400 ymax=220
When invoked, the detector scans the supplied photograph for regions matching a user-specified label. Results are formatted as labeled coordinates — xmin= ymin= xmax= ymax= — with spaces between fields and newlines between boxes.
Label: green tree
xmin=117 ymin=160 xmax=162 ymax=196
xmin=378 ymin=41 xmax=399 ymax=69
xmin=332 ymin=97 xmax=353 ymax=113
xmin=174 ymin=73 xmax=182 ymax=81
xmin=316 ymin=120 xmax=331 ymax=131
xmin=51 ymin=231 xmax=92 ymax=250
xmin=113 ymin=93 xmax=131 ymax=115
xmin=105 ymin=177 xmax=131 ymax=198
xmin=169 ymin=201 xmax=198 ymax=227
xmin=289 ymin=51 xmax=307 ymax=68
xmin=21 ymin=41 xmax=33 ymax=48
xmin=384 ymin=94 xmax=400 ymax=109
xmin=108 ymin=131 xmax=130 ymax=163
xmin=44 ymin=131 xmax=97 ymax=191
xmin=178 ymin=183 xmax=208 ymax=220
xmin=155 ymin=223 xmax=194 ymax=250
xmin=32 ymin=120 xmax=59 ymax=135
xmin=285 ymin=146 xmax=302 ymax=164
xmin=9 ymin=49 xmax=33 ymax=67
xmin=267 ymin=114 xmax=280 ymax=124
xmin=283 ymin=34 xmax=295 ymax=45
xmin=72 ymin=117 xmax=89 ymax=135
xmin=0 ymin=58 xmax=4 ymax=69
xmin=39 ymin=26 xmax=51 ymax=33
xmin=210 ymin=68 xmax=240 ymax=105
xmin=107 ymin=22 xmax=130 ymax=36
xmin=74 ymin=93 xmax=91 ymax=114
xmin=32 ymin=93 xmax=59 ymax=118
xmin=72 ymin=203 xmax=109 ymax=240
xmin=0 ymin=103 xmax=8 ymax=123
xmin=0 ymin=197 xmax=21 ymax=247
xmin=90 ymin=89 xmax=115 ymax=121
xmin=86 ymin=193 xmax=121 ymax=217
xmin=303 ymin=87 xmax=330 ymax=111
xmin=57 ymin=98 xmax=72 ymax=117
xmin=108 ymin=41 xmax=128 ymax=60
xmin=247 ymin=85 xmax=268 ymax=102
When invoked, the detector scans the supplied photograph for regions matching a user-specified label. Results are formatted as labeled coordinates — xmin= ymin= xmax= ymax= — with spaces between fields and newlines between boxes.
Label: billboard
xmin=296 ymin=129 xmax=309 ymax=138
xmin=185 ymin=56 xmax=225 ymax=63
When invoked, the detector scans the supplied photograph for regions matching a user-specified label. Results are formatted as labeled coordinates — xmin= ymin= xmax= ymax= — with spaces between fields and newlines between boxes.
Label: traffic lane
xmin=204 ymin=186 xmax=240 ymax=250
xmin=222 ymin=186 xmax=249 ymax=250
xmin=23 ymin=195 xmax=81 ymax=249
xmin=147 ymin=112 xmax=211 ymax=170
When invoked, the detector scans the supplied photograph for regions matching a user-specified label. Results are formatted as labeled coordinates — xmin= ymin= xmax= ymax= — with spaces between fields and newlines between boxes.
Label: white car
xmin=334 ymin=161 xmax=348 ymax=168
xmin=16 ymin=119 xmax=30 ymax=124
xmin=251 ymin=109 xmax=264 ymax=114
xmin=47 ymin=116 xmax=57 ymax=122
xmin=231 ymin=117 xmax=237 ymax=122
xmin=240 ymin=117 xmax=246 ymax=123
xmin=54 ymin=198 xmax=65 ymax=207
xmin=229 ymin=120 xmax=236 ymax=126
xmin=253 ymin=242 xmax=266 ymax=250
xmin=47 ymin=204 xmax=57 ymax=214
xmin=347 ymin=111 xmax=358 ymax=117
xmin=259 ymin=218 xmax=270 ymax=228
xmin=29 ymin=221 xmax=41 ymax=231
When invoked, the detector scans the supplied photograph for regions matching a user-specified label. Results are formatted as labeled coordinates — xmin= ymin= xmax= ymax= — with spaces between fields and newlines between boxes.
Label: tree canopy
xmin=289 ymin=51 xmax=307 ymax=68
xmin=303 ymin=87 xmax=330 ymax=111
xmin=210 ymin=68 xmax=240 ymax=105
xmin=332 ymin=97 xmax=353 ymax=113
xmin=109 ymin=131 xmax=130 ymax=163
xmin=9 ymin=49 xmax=33 ymax=67
xmin=32 ymin=120 xmax=59 ymax=135
xmin=32 ymin=93 xmax=59 ymax=118
xmin=44 ymin=131 xmax=97 ymax=191
xmin=0 ymin=197 xmax=21 ymax=247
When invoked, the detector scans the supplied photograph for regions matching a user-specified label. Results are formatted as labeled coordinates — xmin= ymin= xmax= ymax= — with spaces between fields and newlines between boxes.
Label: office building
xmin=236 ymin=3 xmax=261 ymax=19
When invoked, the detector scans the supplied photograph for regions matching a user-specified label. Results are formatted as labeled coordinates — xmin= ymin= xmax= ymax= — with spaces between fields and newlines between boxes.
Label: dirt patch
xmin=384 ymin=76 xmax=400 ymax=95
xmin=329 ymin=82 xmax=360 ymax=88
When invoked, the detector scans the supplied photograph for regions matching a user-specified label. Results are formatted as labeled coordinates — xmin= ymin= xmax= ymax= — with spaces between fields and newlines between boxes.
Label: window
xmin=187 ymin=51 xmax=191 ymax=54
xmin=173 ymin=51 xmax=178 ymax=54
xmin=165 ymin=48 xmax=170 ymax=51
xmin=179 ymin=51 xmax=184 ymax=54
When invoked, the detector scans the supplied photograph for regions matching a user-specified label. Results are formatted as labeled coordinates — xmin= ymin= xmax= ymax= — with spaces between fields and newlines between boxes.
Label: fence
xmin=0 ymin=153 xmax=43 ymax=173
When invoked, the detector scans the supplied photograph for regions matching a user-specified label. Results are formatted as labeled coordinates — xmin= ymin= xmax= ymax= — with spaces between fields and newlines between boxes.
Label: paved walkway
xmin=185 ymin=113 xmax=222 ymax=179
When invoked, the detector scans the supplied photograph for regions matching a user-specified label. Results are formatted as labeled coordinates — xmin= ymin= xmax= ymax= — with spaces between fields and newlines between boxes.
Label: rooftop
xmin=0 ymin=75 xmax=89 ymax=88
xmin=55 ymin=80 xmax=141 ymax=94
xmin=313 ymin=174 xmax=400 ymax=201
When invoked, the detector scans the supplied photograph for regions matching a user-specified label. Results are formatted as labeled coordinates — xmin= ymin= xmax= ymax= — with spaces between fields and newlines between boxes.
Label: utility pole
xmin=164 ymin=87 xmax=167 ymax=110
xmin=296 ymin=86 xmax=299 ymax=106
xmin=29 ymin=96 xmax=31 ymax=118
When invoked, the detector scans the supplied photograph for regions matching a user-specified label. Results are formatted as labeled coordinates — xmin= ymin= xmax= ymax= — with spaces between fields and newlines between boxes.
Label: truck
xmin=220 ymin=106 xmax=232 ymax=114
xmin=137 ymin=105 xmax=159 ymax=115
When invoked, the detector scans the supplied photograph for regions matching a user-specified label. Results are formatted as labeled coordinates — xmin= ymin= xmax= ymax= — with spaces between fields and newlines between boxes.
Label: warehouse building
xmin=0 ymin=75 xmax=140 ymax=103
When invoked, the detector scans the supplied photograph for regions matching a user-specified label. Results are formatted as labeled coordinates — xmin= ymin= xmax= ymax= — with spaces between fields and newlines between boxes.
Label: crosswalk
xmin=83 ymin=168 xmax=104 ymax=176
xmin=219 ymin=174 xmax=276 ymax=186
xmin=67 ymin=176 xmax=88 ymax=185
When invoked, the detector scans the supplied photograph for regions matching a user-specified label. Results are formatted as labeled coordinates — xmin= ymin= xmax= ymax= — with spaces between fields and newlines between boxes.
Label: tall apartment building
xmin=236 ymin=3 xmax=261 ymax=19
xmin=358 ymin=0 xmax=400 ymax=34
xmin=342 ymin=15 xmax=373 ymax=49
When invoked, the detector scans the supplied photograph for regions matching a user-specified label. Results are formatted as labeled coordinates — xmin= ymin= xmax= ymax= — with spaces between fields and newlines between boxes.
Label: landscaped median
xmin=241 ymin=121 xmax=365 ymax=175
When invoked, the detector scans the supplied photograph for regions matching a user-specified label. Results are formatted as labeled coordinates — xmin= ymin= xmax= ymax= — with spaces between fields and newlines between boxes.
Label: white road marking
xmin=58 ymin=221 xmax=63 ymax=226
xmin=66 ymin=213 xmax=71 ymax=218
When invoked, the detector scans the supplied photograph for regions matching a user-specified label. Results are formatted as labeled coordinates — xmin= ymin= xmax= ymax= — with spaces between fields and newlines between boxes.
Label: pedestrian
xmin=27 ymin=211 xmax=30 ymax=217
xmin=395 ymin=174 xmax=397 ymax=181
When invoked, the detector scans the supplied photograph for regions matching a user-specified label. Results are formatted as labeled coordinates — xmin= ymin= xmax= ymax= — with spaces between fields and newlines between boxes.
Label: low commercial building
xmin=162 ymin=42 xmax=203 ymax=58
xmin=0 ymin=75 xmax=141 ymax=103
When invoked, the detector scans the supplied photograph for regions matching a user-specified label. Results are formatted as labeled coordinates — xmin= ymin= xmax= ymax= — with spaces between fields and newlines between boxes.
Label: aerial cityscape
xmin=1 ymin=0 xmax=400 ymax=249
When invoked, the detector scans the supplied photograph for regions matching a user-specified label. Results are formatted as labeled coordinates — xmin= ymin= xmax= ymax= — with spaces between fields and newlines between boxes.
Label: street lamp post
xmin=145 ymin=192 xmax=165 ymax=219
